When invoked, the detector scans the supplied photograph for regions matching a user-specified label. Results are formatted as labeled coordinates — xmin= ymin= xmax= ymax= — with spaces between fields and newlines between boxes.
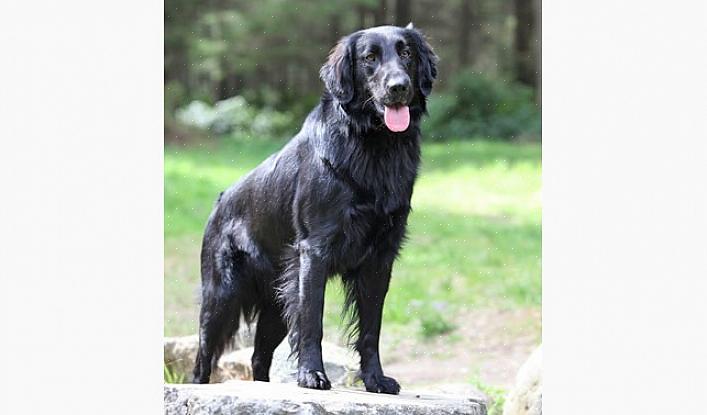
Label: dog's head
xmin=320 ymin=24 xmax=438 ymax=133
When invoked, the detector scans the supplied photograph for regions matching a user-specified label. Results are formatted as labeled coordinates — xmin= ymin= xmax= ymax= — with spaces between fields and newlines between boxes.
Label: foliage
xmin=171 ymin=70 xmax=542 ymax=143
xmin=175 ymin=96 xmax=296 ymax=138
xmin=164 ymin=364 xmax=186 ymax=384
xmin=425 ymin=71 xmax=541 ymax=141
xmin=165 ymin=0 xmax=540 ymax=124
xmin=164 ymin=138 xmax=541 ymax=336
xmin=165 ymin=80 xmax=189 ymax=114
xmin=471 ymin=377 xmax=508 ymax=415
xmin=414 ymin=301 xmax=457 ymax=339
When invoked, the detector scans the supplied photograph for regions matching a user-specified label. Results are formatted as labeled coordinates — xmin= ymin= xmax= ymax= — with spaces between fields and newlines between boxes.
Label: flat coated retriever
xmin=192 ymin=24 xmax=437 ymax=394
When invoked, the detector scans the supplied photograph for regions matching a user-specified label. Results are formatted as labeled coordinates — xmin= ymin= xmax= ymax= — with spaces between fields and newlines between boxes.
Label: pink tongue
xmin=384 ymin=105 xmax=410 ymax=132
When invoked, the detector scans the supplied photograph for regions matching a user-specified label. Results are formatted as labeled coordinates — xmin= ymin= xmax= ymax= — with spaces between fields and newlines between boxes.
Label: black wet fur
xmin=192 ymin=25 xmax=437 ymax=394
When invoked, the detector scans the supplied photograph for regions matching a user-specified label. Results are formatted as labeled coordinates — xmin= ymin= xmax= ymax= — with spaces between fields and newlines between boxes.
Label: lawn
xmin=164 ymin=138 xmax=541 ymax=338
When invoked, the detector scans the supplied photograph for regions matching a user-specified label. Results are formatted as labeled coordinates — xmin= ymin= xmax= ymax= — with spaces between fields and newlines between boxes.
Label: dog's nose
xmin=386 ymin=77 xmax=411 ymax=98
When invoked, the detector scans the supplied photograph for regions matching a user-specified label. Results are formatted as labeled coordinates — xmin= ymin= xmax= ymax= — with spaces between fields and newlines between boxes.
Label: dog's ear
xmin=408 ymin=28 xmax=438 ymax=97
xmin=320 ymin=35 xmax=357 ymax=105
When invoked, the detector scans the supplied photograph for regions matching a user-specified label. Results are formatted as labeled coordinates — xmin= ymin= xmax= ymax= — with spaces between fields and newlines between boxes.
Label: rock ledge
xmin=165 ymin=381 xmax=487 ymax=415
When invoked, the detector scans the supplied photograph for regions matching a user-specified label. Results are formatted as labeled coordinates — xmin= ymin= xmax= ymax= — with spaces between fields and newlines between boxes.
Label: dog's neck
xmin=311 ymin=94 xmax=422 ymax=212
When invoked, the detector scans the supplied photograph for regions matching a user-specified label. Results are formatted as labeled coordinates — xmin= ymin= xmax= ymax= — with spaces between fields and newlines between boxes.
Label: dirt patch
xmin=379 ymin=307 xmax=541 ymax=388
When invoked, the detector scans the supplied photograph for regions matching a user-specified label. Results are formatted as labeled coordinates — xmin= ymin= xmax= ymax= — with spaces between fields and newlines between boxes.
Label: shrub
xmin=165 ymin=80 xmax=189 ymax=114
xmin=414 ymin=301 xmax=457 ymax=339
xmin=471 ymin=378 xmax=508 ymax=415
xmin=424 ymin=71 xmax=541 ymax=141
xmin=175 ymin=96 xmax=296 ymax=138
xmin=250 ymin=108 xmax=296 ymax=137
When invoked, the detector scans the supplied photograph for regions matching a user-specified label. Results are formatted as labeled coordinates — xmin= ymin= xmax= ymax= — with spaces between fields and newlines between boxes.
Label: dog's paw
xmin=362 ymin=372 xmax=401 ymax=394
xmin=297 ymin=369 xmax=332 ymax=390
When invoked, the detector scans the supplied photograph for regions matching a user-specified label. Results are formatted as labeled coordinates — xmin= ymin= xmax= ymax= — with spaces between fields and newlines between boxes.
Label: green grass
xmin=471 ymin=376 xmax=508 ymax=415
xmin=164 ymin=364 xmax=186 ymax=384
xmin=165 ymin=138 xmax=541 ymax=337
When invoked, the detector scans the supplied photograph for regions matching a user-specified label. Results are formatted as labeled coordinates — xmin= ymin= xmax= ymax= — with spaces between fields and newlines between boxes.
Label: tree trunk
xmin=394 ymin=0 xmax=411 ymax=27
xmin=358 ymin=5 xmax=367 ymax=29
xmin=513 ymin=0 xmax=537 ymax=87
xmin=534 ymin=0 xmax=542 ymax=105
xmin=374 ymin=0 xmax=387 ymax=26
xmin=458 ymin=0 xmax=478 ymax=68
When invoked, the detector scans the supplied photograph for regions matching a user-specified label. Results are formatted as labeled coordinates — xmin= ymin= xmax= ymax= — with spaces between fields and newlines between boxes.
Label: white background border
xmin=543 ymin=1 xmax=707 ymax=413
xmin=1 ymin=1 xmax=706 ymax=413
xmin=0 ymin=1 xmax=163 ymax=413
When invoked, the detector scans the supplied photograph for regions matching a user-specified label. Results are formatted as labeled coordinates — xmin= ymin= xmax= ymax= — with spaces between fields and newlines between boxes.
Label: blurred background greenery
xmin=164 ymin=0 xmax=541 ymax=400
xmin=165 ymin=0 xmax=541 ymax=143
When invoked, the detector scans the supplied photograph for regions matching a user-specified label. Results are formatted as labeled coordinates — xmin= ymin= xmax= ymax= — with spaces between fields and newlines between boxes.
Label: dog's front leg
xmin=295 ymin=240 xmax=331 ymax=390
xmin=350 ymin=262 xmax=401 ymax=394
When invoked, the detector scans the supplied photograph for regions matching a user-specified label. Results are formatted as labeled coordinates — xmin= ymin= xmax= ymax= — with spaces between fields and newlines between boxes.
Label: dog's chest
xmin=328 ymin=139 xmax=418 ymax=214
xmin=324 ymin=141 xmax=418 ymax=262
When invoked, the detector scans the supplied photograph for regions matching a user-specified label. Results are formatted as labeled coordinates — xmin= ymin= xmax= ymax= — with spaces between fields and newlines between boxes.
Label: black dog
xmin=192 ymin=24 xmax=437 ymax=394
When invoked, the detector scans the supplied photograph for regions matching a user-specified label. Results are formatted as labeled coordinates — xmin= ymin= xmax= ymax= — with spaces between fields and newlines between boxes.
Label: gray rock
xmin=163 ymin=335 xmax=254 ymax=383
xmin=234 ymin=326 xmax=256 ymax=348
xmin=164 ymin=334 xmax=357 ymax=386
xmin=211 ymin=351 xmax=252 ymax=383
xmin=267 ymin=340 xmax=359 ymax=386
xmin=164 ymin=335 xmax=199 ymax=381
xmin=164 ymin=325 xmax=254 ymax=372
xmin=424 ymin=383 xmax=489 ymax=404
xmin=164 ymin=381 xmax=487 ymax=415
xmin=503 ymin=344 xmax=542 ymax=415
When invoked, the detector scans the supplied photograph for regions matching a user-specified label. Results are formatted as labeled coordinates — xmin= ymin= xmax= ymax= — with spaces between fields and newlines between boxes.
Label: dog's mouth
xmin=369 ymin=88 xmax=413 ymax=133
xmin=383 ymin=105 xmax=410 ymax=132
xmin=372 ymin=98 xmax=411 ymax=132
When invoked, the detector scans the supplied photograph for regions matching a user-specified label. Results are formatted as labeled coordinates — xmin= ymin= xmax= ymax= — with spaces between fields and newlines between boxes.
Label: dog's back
xmin=193 ymin=24 xmax=436 ymax=392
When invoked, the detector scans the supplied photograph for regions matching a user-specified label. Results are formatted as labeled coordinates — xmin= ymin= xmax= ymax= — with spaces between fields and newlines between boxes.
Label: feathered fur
xmin=192 ymin=25 xmax=437 ymax=394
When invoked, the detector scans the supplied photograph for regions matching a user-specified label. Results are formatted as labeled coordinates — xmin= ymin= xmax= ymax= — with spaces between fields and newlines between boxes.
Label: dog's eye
xmin=399 ymin=49 xmax=411 ymax=59
xmin=365 ymin=53 xmax=377 ymax=63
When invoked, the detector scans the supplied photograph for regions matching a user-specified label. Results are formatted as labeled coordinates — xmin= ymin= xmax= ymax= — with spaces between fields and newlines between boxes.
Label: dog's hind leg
xmin=192 ymin=229 xmax=259 ymax=384
xmin=251 ymin=304 xmax=287 ymax=381
xmin=192 ymin=283 xmax=240 ymax=384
